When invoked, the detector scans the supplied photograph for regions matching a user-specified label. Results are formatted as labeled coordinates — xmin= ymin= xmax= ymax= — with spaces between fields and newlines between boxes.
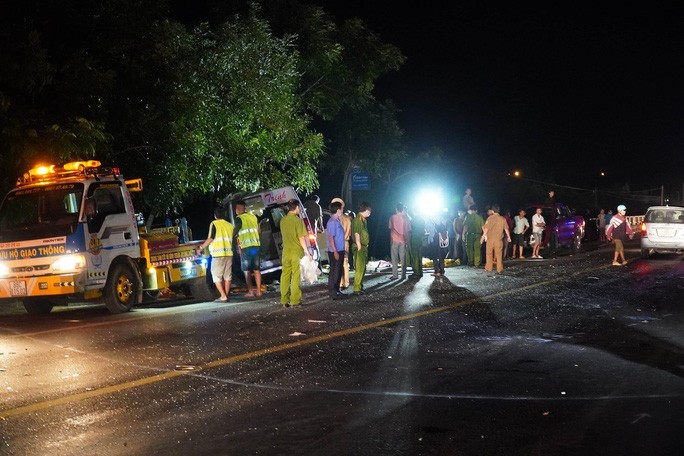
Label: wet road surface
xmin=1 ymin=241 xmax=683 ymax=455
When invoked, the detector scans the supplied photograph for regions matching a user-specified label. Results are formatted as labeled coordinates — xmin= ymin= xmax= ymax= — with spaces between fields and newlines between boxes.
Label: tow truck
xmin=0 ymin=160 xmax=211 ymax=314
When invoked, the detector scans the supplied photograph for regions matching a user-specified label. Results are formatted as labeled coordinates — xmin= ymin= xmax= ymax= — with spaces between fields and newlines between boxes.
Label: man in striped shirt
xmin=605 ymin=204 xmax=633 ymax=266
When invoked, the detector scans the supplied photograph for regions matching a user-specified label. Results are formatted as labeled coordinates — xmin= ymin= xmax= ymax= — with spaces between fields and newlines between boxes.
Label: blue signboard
xmin=351 ymin=171 xmax=370 ymax=191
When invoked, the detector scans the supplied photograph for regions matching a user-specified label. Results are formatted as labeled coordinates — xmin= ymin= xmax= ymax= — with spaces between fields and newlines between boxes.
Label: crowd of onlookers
xmin=288 ymin=189 xmax=634 ymax=304
xmin=198 ymin=189 xmax=630 ymax=307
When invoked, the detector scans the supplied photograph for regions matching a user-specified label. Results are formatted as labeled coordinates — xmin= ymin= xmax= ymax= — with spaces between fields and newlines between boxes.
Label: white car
xmin=640 ymin=205 xmax=684 ymax=258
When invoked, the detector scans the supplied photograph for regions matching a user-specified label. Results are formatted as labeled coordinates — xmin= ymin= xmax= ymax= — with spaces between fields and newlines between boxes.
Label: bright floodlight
xmin=415 ymin=188 xmax=446 ymax=216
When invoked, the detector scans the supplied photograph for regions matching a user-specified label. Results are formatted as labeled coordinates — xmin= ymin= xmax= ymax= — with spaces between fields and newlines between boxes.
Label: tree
xmin=115 ymin=12 xmax=324 ymax=215
xmin=0 ymin=1 xmax=324 ymax=216
xmin=261 ymin=1 xmax=407 ymax=196
xmin=0 ymin=3 xmax=113 ymax=192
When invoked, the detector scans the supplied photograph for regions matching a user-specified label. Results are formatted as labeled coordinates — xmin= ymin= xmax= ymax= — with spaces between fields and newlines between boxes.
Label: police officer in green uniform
xmin=463 ymin=205 xmax=485 ymax=267
xmin=351 ymin=202 xmax=372 ymax=295
xmin=279 ymin=199 xmax=312 ymax=307
xmin=196 ymin=207 xmax=234 ymax=302
xmin=234 ymin=200 xmax=262 ymax=298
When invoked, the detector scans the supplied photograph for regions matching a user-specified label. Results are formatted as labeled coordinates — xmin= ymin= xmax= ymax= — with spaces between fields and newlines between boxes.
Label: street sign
xmin=351 ymin=171 xmax=370 ymax=191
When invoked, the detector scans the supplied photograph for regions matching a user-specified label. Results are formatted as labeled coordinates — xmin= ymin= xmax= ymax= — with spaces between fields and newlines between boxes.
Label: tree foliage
xmin=0 ymin=0 xmax=404 ymax=216
xmin=109 ymin=11 xmax=324 ymax=213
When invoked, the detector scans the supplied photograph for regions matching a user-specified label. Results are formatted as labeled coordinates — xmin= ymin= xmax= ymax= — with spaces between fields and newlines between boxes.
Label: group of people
xmin=197 ymin=188 xmax=635 ymax=308
xmin=195 ymin=201 xmax=263 ymax=302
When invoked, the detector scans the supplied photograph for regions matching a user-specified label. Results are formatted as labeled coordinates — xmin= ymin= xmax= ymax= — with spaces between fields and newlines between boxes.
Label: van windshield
xmin=0 ymin=183 xmax=83 ymax=242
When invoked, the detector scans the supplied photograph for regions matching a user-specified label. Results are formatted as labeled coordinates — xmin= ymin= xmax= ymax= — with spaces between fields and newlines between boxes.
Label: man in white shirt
xmin=512 ymin=209 xmax=530 ymax=259
xmin=531 ymin=207 xmax=545 ymax=259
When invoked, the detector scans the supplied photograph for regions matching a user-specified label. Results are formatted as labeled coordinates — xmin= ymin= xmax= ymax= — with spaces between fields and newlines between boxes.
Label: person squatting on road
xmin=331 ymin=197 xmax=351 ymax=289
xmin=279 ymin=199 xmax=312 ymax=307
xmin=352 ymin=202 xmax=372 ymax=295
xmin=605 ymin=204 xmax=634 ymax=266
xmin=481 ymin=205 xmax=511 ymax=273
xmin=463 ymin=206 xmax=485 ymax=267
xmin=234 ymin=200 xmax=262 ymax=298
xmin=326 ymin=200 xmax=347 ymax=300
xmin=388 ymin=202 xmax=411 ymax=280
xmin=196 ymin=207 xmax=234 ymax=302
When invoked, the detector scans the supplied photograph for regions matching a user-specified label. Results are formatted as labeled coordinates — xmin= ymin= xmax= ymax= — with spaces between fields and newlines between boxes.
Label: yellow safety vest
xmin=237 ymin=212 xmax=260 ymax=248
xmin=208 ymin=219 xmax=234 ymax=257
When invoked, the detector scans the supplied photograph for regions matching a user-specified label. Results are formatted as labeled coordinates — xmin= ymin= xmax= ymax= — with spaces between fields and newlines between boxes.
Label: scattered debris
xmin=289 ymin=332 xmax=305 ymax=337
xmin=174 ymin=365 xmax=198 ymax=371
xmin=307 ymin=320 xmax=327 ymax=323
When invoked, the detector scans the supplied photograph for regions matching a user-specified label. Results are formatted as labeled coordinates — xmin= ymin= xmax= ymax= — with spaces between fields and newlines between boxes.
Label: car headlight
xmin=52 ymin=255 xmax=86 ymax=271
xmin=0 ymin=263 xmax=9 ymax=277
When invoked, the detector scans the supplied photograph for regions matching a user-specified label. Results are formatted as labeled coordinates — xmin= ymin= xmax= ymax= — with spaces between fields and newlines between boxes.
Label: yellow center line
xmin=0 ymin=263 xmax=611 ymax=420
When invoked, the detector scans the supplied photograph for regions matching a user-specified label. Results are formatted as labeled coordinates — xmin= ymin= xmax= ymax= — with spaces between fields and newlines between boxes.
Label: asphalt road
xmin=1 ymin=240 xmax=683 ymax=455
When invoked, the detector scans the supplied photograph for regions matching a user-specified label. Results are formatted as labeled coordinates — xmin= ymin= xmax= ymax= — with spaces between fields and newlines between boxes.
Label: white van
xmin=222 ymin=186 xmax=320 ymax=274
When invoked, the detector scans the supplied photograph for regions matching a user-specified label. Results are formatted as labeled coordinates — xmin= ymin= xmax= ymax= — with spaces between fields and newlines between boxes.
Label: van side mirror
xmin=84 ymin=198 xmax=97 ymax=220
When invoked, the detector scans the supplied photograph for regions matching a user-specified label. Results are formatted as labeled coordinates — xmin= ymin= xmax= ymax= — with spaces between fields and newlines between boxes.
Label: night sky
xmin=313 ymin=2 xmax=684 ymax=191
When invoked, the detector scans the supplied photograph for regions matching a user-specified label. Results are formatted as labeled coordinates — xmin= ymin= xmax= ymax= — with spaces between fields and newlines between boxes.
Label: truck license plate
xmin=10 ymin=280 xmax=28 ymax=296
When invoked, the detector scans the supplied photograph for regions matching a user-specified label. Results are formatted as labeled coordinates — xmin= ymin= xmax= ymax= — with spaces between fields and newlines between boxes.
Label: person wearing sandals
xmin=196 ymin=207 xmax=234 ymax=302
xmin=234 ymin=200 xmax=262 ymax=298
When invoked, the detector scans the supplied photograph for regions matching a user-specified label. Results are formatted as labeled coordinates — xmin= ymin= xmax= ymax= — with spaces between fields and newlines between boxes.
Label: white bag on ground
xmin=300 ymin=256 xmax=321 ymax=284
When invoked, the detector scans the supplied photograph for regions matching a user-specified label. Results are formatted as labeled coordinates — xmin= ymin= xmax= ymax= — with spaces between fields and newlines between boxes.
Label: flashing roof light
xmin=28 ymin=165 xmax=56 ymax=177
xmin=18 ymin=160 xmax=106 ymax=185
xmin=63 ymin=160 xmax=101 ymax=171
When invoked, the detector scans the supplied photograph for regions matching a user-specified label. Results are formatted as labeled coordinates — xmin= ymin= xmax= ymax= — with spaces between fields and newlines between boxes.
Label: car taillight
xmin=640 ymin=222 xmax=647 ymax=237
xmin=308 ymin=233 xmax=316 ymax=245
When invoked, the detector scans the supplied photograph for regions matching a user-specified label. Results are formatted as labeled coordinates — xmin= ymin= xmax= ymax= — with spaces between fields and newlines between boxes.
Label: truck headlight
xmin=0 ymin=263 xmax=9 ymax=277
xmin=52 ymin=255 xmax=86 ymax=271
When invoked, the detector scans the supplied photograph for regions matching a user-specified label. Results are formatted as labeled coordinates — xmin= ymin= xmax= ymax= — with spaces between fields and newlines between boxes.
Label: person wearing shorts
xmin=196 ymin=207 xmax=234 ymax=302
xmin=511 ymin=209 xmax=530 ymax=258
xmin=605 ymin=204 xmax=633 ymax=266
xmin=531 ymin=207 xmax=545 ymax=259
xmin=234 ymin=200 xmax=262 ymax=297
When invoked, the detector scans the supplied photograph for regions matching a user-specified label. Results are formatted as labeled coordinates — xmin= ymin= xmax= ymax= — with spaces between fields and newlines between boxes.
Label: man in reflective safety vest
xmin=234 ymin=200 xmax=262 ymax=297
xmin=196 ymin=207 xmax=234 ymax=302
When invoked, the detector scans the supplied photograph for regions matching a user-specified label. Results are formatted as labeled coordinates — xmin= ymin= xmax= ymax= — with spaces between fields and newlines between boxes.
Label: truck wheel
xmin=572 ymin=231 xmax=582 ymax=252
xmin=23 ymin=298 xmax=54 ymax=315
xmin=105 ymin=261 xmax=142 ymax=313
xmin=640 ymin=248 xmax=650 ymax=259
xmin=189 ymin=278 xmax=215 ymax=302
